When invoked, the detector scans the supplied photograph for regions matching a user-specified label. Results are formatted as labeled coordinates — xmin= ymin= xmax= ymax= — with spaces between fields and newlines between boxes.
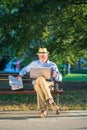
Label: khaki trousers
xmin=34 ymin=76 xmax=54 ymax=110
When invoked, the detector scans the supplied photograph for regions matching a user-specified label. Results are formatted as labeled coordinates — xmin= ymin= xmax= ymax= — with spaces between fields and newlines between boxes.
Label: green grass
xmin=0 ymin=90 xmax=87 ymax=111
xmin=63 ymin=73 xmax=87 ymax=82
xmin=0 ymin=95 xmax=37 ymax=111
xmin=59 ymin=89 xmax=87 ymax=111
xmin=0 ymin=73 xmax=87 ymax=111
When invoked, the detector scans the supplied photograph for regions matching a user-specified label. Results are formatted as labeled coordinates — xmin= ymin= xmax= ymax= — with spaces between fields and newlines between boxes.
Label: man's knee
xmin=35 ymin=76 xmax=45 ymax=84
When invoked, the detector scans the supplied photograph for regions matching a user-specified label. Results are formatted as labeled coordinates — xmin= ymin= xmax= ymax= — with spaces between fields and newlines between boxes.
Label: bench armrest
xmin=54 ymin=81 xmax=62 ymax=90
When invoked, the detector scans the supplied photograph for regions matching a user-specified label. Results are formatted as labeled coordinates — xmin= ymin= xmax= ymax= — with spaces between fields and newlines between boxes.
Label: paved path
xmin=0 ymin=111 xmax=87 ymax=130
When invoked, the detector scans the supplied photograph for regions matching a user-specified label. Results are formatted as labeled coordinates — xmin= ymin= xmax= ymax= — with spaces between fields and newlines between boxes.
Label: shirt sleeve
xmin=53 ymin=63 xmax=62 ymax=82
xmin=19 ymin=60 xmax=39 ymax=77
xmin=19 ymin=64 xmax=30 ymax=77
xmin=55 ymin=72 xmax=62 ymax=82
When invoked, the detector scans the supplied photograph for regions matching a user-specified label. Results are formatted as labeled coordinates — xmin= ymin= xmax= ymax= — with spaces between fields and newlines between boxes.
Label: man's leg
xmin=34 ymin=79 xmax=48 ymax=118
xmin=34 ymin=76 xmax=53 ymax=102
xmin=34 ymin=76 xmax=59 ymax=117
xmin=35 ymin=83 xmax=47 ymax=110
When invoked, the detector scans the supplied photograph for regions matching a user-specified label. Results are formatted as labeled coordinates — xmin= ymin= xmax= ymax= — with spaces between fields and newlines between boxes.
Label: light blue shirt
xmin=19 ymin=60 xmax=62 ymax=82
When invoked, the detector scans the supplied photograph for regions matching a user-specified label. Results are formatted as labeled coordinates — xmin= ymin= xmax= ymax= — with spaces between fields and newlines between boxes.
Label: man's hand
xmin=16 ymin=75 xmax=22 ymax=79
xmin=51 ymin=71 xmax=57 ymax=78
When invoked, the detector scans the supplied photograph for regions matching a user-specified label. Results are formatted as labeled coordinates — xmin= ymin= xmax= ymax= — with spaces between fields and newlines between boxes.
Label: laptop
xmin=30 ymin=67 xmax=51 ymax=80
xmin=9 ymin=75 xmax=23 ymax=90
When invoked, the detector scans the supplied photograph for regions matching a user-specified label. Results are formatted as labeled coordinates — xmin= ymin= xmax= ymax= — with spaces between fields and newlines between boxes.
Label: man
xmin=17 ymin=48 xmax=62 ymax=118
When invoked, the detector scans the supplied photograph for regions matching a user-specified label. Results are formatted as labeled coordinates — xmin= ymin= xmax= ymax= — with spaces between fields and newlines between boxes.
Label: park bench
xmin=0 ymin=72 xmax=64 ymax=113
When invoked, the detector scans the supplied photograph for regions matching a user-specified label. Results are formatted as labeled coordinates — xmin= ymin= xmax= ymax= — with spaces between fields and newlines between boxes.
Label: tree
xmin=0 ymin=0 xmax=87 ymax=70
xmin=44 ymin=3 xmax=87 ymax=73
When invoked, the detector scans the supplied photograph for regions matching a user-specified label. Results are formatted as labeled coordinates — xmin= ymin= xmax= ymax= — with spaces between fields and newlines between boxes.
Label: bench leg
xmin=55 ymin=93 xmax=60 ymax=114
xmin=56 ymin=93 xmax=59 ymax=106
xmin=54 ymin=82 xmax=60 ymax=114
xmin=54 ymin=82 xmax=60 ymax=105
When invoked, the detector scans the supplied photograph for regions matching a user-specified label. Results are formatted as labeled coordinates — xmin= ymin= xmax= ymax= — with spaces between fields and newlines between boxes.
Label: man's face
xmin=38 ymin=53 xmax=48 ymax=62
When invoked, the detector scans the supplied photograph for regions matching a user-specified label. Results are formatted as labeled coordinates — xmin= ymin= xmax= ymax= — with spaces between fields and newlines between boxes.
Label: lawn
xmin=59 ymin=89 xmax=87 ymax=111
xmin=63 ymin=73 xmax=87 ymax=82
xmin=0 ymin=73 xmax=87 ymax=111
xmin=0 ymin=89 xmax=87 ymax=111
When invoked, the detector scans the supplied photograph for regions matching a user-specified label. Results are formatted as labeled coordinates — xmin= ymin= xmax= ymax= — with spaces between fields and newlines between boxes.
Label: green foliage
xmin=0 ymin=90 xmax=87 ymax=111
xmin=63 ymin=73 xmax=87 ymax=82
xmin=46 ymin=3 xmax=87 ymax=65
xmin=0 ymin=0 xmax=87 ymax=66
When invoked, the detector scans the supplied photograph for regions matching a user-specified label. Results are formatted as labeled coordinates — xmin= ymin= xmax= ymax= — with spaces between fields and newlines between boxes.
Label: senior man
xmin=17 ymin=48 xmax=62 ymax=118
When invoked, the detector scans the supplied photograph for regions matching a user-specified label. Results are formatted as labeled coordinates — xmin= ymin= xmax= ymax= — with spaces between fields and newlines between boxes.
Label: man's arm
xmin=17 ymin=60 xmax=38 ymax=78
xmin=51 ymin=63 xmax=62 ymax=82
xmin=19 ymin=65 xmax=30 ymax=77
xmin=16 ymin=65 xmax=30 ymax=79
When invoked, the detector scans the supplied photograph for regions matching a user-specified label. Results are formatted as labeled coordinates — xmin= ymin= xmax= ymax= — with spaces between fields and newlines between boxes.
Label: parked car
xmin=4 ymin=59 xmax=22 ymax=73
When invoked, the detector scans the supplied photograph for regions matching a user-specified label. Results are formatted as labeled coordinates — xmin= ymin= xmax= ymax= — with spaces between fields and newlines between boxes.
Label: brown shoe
xmin=50 ymin=102 xmax=59 ymax=111
xmin=40 ymin=110 xmax=47 ymax=118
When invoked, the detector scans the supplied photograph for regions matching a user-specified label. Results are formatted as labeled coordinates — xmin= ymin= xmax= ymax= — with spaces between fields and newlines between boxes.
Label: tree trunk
xmin=68 ymin=63 xmax=70 ymax=74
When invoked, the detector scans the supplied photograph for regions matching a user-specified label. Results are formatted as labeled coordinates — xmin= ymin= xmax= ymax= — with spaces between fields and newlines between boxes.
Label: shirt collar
xmin=39 ymin=59 xmax=49 ymax=64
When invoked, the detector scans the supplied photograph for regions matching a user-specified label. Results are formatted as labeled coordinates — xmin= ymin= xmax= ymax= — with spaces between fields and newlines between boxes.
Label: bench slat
xmin=0 ymin=89 xmax=64 ymax=94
